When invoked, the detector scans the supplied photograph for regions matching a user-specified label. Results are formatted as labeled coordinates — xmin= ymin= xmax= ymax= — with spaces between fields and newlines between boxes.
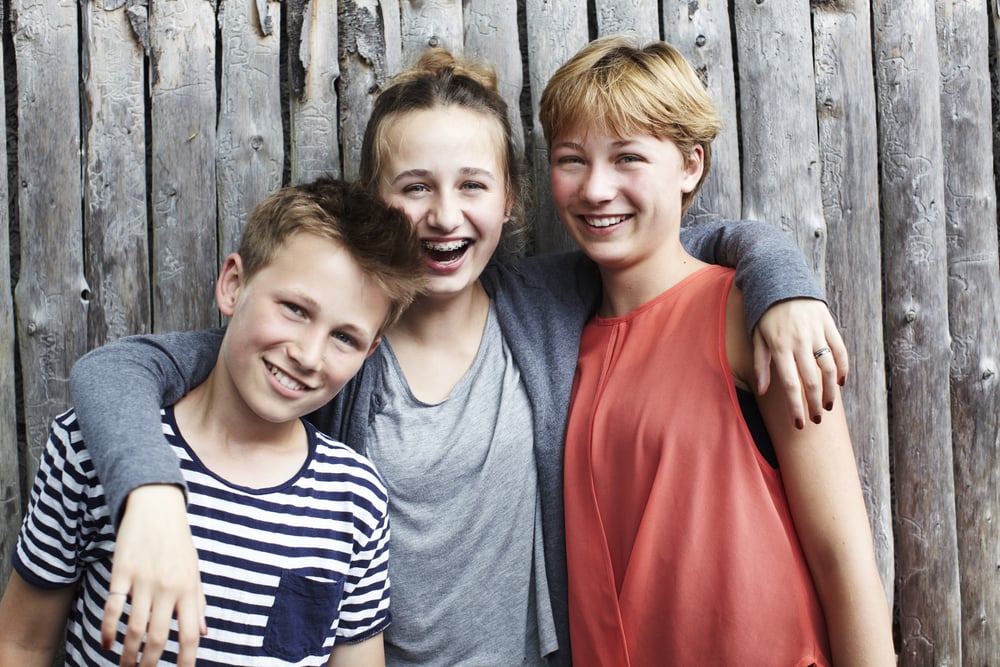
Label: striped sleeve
xmin=13 ymin=409 xmax=112 ymax=590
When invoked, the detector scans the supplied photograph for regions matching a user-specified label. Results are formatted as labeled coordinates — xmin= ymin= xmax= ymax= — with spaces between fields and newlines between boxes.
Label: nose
xmin=288 ymin=326 xmax=326 ymax=371
xmin=427 ymin=191 xmax=462 ymax=233
xmin=579 ymin=164 xmax=615 ymax=205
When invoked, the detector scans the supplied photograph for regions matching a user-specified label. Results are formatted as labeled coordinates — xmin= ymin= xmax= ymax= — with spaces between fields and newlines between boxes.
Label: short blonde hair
xmin=539 ymin=35 xmax=721 ymax=213
xmin=239 ymin=176 xmax=425 ymax=336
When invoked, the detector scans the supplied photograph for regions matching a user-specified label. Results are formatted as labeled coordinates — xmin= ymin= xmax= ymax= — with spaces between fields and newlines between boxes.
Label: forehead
xmin=381 ymin=106 xmax=507 ymax=174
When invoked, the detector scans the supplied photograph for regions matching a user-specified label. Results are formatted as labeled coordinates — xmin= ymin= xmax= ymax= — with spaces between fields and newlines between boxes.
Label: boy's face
xmin=548 ymin=126 xmax=703 ymax=272
xmin=216 ymin=233 xmax=389 ymax=425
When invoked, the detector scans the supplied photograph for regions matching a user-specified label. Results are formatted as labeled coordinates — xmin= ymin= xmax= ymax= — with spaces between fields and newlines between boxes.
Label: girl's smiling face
xmin=377 ymin=105 xmax=510 ymax=302
xmin=549 ymin=127 xmax=703 ymax=274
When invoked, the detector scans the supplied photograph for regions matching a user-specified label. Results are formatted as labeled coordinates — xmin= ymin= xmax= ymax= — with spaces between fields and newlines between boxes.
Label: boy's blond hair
xmin=239 ymin=176 xmax=425 ymax=336
xmin=539 ymin=34 xmax=721 ymax=213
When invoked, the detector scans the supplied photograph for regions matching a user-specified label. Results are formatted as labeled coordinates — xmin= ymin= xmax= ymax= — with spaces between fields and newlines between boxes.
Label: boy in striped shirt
xmin=0 ymin=177 xmax=425 ymax=666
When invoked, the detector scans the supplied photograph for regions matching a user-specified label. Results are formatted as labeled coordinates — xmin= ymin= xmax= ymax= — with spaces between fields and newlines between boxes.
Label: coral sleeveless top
xmin=563 ymin=266 xmax=831 ymax=667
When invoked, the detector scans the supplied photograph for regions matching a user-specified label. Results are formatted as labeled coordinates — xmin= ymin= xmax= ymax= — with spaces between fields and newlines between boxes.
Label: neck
xmin=597 ymin=242 xmax=706 ymax=317
xmin=174 ymin=372 xmax=306 ymax=487
xmin=388 ymin=280 xmax=490 ymax=348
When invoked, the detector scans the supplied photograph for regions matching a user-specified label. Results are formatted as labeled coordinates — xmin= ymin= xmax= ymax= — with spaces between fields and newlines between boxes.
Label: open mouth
xmin=422 ymin=239 xmax=470 ymax=264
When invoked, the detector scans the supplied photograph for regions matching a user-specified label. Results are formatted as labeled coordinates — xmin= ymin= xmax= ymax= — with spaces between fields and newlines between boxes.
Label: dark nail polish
xmin=838 ymin=376 xmax=846 ymax=386
xmin=812 ymin=415 xmax=822 ymax=424
xmin=825 ymin=401 xmax=833 ymax=411
xmin=795 ymin=418 xmax=804 ymax=430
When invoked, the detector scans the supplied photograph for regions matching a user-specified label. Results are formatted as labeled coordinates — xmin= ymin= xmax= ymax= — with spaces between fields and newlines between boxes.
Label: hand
xmin=752 ymin=298 xmax=848 ymax=429
xmin=102 ymin=484 xmax=206 ymax=667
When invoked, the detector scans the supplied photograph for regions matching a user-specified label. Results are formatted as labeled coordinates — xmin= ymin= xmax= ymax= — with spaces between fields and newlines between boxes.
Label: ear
xmin=680 ymin=144 xmax=705 ymax=194
xmin=365 ymin=337 xmax=382 ymax=359
xmin=216 ymin=253 xmax=245 ymax=317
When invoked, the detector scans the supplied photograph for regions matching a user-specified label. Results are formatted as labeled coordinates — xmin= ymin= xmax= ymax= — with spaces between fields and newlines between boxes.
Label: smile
xmin=422 ymin=239 xmax=470 ymax=264
xmin=582 ymin=215 xmax=630 ymax=228
xmin=266 ymin=362 xmax=308 ymax=392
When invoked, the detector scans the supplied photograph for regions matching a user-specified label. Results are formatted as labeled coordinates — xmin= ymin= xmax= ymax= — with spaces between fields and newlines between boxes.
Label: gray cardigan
xmin=69 ymin=221 xmax=824 ymax=666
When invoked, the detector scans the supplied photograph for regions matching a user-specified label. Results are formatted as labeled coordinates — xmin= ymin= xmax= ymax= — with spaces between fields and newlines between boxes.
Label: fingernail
xmin=812 ymin=414 xmax=822 ymax=424
xmin=838 ymin=376 xmax=846 ymax=386
xmin=824 ymin=401 xmax=833 ymax=411
xmin=795 ymin=418 xmax=804 ymax=430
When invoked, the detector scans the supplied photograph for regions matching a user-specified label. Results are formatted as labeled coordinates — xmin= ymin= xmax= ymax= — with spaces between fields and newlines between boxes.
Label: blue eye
xmin=402 ymin=183 xmax=430 ymax=194
xmin=332 ymin=331 xmax=358 ymax=347
xmin=283 ymin=302 xmax=305 ymax=317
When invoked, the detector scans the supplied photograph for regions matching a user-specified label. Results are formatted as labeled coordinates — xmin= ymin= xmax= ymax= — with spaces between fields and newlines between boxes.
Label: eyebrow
xmin=390 ymin=166 xmax=497 ymax=185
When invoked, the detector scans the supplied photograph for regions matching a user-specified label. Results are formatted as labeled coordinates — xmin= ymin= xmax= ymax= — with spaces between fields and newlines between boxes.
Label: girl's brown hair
xmin=360 ymin=48 xmax=529 ymax=257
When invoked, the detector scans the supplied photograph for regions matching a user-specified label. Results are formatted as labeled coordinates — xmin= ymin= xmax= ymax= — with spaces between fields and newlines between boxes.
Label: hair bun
xmin=395 ymin=47 xmax=499 ymax=92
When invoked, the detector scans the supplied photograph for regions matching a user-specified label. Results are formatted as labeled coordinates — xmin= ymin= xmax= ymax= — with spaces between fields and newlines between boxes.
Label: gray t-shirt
xmin=370 ymin=304 xmax=555 ymax=666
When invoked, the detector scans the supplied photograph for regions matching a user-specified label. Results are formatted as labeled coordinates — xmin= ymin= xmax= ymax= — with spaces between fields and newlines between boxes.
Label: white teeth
xmin=267 ymin=362 xmax=307 ymax=391
xmin=583 ymin=215 xmax=628 ymax=228
xmin=422 ymin=239 xmax=469 ymax=251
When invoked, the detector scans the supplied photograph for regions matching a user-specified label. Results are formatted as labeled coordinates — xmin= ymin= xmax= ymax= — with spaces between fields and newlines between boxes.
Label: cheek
xmin=548 ymin=172 xmax=576 ymax=209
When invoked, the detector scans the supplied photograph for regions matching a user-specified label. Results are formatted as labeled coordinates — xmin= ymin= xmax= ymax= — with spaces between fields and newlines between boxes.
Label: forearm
xmin=69 ymin=329 xmax=224 ymax=525
xmin=679 ymin=220 xmax=825 ymax=330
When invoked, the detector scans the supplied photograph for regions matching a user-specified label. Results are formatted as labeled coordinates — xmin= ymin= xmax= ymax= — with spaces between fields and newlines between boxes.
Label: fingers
xmin=754 ymin=298 xmax=852 ymax=429
xmin=752 ymin=329 xmax=773 ymax=396
xmin=119 ymin=587 xmax=150 ymax=667
xmin=173 ymin=587 xmax=208 ymax=667
xmin=101 ymin=587 xmax=128 ymax=653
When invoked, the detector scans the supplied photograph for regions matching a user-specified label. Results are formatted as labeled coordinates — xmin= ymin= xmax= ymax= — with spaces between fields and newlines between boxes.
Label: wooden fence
xmin=1 ymin=0 xmax=998 ymax=664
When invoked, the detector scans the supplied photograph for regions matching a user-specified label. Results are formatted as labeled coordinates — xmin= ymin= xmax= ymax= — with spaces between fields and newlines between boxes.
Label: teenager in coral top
xmin=540 ymin=35 xmax=896 ymax=666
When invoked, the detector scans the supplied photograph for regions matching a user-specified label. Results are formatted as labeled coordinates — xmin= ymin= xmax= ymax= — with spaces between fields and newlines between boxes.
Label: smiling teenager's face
xmin=377 ymin=105 xmax=510 ymax=302
xmin=549 ymin=126 xmax=703 ymax=274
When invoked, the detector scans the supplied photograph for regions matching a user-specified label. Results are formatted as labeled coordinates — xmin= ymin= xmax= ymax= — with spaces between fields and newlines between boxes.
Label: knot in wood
xmin=250 ymin=136 xmax=264 ymax=151
xmin=695 ymin=35 xmax=707 ymax=47
xmin=428 ymin=36 xmax=440 ymax=47
xmin=904 ymin=310 xmax=917 ymax=323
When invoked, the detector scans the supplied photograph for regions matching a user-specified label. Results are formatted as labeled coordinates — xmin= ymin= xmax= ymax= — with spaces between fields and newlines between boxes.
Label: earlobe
xmin=216 ymin=253 xmax=244 ymax=317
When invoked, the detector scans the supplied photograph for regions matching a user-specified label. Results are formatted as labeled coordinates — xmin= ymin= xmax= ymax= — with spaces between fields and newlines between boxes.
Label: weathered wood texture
xmin=4 ymin=1 xmax=1000 ymax=661
xmin=873 ymin=0 xmax=963 ymax=663
xmin=150 ymin=0 xmax=219 ymax=332
xmin=217 ymin=0 xmax=283 ymax=260
xmin=811 ymin=0 xmax=894 ymax=606
xmin=937 ymin=1 xmax=1000 ymax=659
xmin=0 ymin=3 xmax=15 ymax=592
xmin=12 ymin=0 xmax=88 ymax=491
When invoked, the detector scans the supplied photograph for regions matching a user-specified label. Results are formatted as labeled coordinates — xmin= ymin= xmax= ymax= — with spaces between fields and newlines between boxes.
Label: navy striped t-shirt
xmin=13 ymin=406 xmax=391 ymax=666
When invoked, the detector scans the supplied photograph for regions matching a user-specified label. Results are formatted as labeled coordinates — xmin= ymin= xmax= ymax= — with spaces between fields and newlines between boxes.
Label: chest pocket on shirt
xmin=263 ymin=569 xmax=344 ymax=661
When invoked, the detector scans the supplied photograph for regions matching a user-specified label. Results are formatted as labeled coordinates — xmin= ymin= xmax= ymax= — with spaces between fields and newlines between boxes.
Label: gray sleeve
xmin=679 ymin=220 xmax=825 ymax=331
xmin=68 ymin=329 xmax=224 ymax=526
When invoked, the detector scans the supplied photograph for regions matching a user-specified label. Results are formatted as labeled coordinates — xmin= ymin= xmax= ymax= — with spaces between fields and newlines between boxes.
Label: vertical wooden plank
xmin=150 ymin=0 xmax=218 ymax=332
xmin=289 ymin=0 xmax=342 ymax=182
xmin=217 ymin=0 xmax=283 ymax=258
xmin=872 ymin=1 xmax=962 ymax=663
xmin=732 ymin=0 xmax=826 ymax=284
xmin=936 ymin=0 xmax=1000 ymax=659
xmin=0 ymin=0 xmax=18 ymax=591
xmin=82 ymin=3 xmax=150 ymax=345
xmin=400 ymin=0 xmax=463 ymax=64
xmin=594 ymin=0 xmax=658 ymax=41
xmin=339 ymin=0 xmax=391 ymax=181
xmin=524 ymin=0 xmax=588 ymax=253
xmin=11 ymin=0 xmax=88 ymax=485
xmin=662 ymin=1 xmax=741 ymax=224
xmin=464 ymin=0 xmax=525 ymax=156
xmin=811 ymin=0 xmax=894 ymax=606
